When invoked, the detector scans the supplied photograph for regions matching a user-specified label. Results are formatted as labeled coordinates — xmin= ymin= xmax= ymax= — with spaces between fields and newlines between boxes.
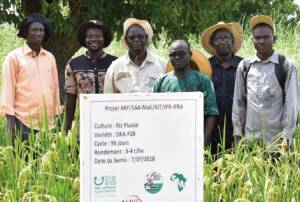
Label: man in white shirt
xmin=104 ymin=18 xmax=166 ymax=93
xmin=232 ymin=15 xmax=299 ymax=147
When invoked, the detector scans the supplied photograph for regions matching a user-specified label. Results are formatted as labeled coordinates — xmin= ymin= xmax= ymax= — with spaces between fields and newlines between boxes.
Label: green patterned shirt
xmin=153 ymin=69 xmax=219 ymax=115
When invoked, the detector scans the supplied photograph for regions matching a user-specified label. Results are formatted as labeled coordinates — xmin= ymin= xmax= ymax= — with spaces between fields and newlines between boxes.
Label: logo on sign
xmin=144 ymin=171 xmax=163 ymax=194
xmin=170 ymin=173 xmax=187 ymax=191
xmin=93 ymin=176 xmax=116 ymax=194
xmin=122 ymin=195 xmax=142 ymax=202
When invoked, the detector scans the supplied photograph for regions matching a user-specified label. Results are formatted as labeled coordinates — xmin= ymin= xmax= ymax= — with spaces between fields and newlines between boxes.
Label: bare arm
xmin=64 ymin=63 xmax=78 ymax=131
xmin=65 ymin=93 xmax=77 ymax=131
xmin=204 ymin=115 xmax=216 ymax=147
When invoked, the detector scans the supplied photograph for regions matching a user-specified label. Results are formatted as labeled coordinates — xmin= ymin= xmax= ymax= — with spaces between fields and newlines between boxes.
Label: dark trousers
xmin=5 ymin=117 xmax=38 ymax=145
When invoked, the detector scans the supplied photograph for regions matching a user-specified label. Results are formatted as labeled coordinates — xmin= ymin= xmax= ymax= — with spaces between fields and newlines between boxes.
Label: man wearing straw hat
xmin=232 ymin=15 xmax=299 ymax=147
xmin=153 ymin=40 xmax=219 ymax=147
xmin=104 ymin=18 xmax=166 ymax=93
xmin=0 ymin=13 xmax=61 ymax=143
xmin=65 ymin=20 xmax=117 ymax=131
xmin=201 ymin=22 xmax=244 ymax=154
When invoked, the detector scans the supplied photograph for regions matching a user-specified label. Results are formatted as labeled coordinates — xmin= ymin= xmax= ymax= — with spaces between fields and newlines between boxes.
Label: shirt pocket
xmin=260 ymin=70 xmax=282 ymax=107
xmin=97 ymin=71 xmax=106 ymax=93
xmin=212 ymin=75 xmax=221 ymax=88
xmin=144 ymin=75 xmax=159 ymax=91
xmin=75 ymin=71 xmax=95 ymax=94
xmin=115 ymin=72 xmax=133 ymax=93
xmin=17 ymin=58 xmax=38 ymax=88
xmin=268 ymin=71 xmax=283 ymax=102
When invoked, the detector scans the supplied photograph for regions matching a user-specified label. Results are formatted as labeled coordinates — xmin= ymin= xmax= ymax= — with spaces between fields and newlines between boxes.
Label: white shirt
xmin=232 ymin=51 xmax=299 ymax=145
xmin=104 ymin=51 xmax=166 ymax=93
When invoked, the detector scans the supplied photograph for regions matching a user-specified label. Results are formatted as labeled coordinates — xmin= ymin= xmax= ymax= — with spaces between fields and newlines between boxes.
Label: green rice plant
xmin=0 ymin=14 xmax=300 ymax=201
xmin=0 ymin=109 xmax=80 ymax=201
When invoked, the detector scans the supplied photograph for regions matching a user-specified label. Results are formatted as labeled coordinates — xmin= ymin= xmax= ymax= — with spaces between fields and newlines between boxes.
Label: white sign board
xmin=80 ymin=93 xmax=204 ymax=202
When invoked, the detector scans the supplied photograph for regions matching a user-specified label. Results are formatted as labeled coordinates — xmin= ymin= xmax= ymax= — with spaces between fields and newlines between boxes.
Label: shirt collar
xmin=23 ymin=43 xmax=47 ymax=56
xmin=210 ymin=54 xmax=240 ymax=68
xmin=125 ymin=50 xmax=154 ymax=65
xmin=250 ymin=51 xmax=278 ymax=64
xmin=84 ymin=51 xmax=107 ymax=60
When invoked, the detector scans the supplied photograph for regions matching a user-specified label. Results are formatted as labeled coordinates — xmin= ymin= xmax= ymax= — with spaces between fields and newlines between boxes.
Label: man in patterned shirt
xmin=65 ymin=20 xmax=117 ymax=131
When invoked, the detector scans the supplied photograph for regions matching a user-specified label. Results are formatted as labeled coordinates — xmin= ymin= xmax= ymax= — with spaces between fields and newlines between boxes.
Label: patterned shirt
xmin=232 ymin=51 xmax=299 ymax=145
xmin=153 ymin=69 xmax=219 ymax=116
xmin=0 ymin=44 xmax=61 ymax=130
xmin=65 ymin=53 xmax=117 ymax=95
xmin=104 ymin=51 xmax=166 ymax=93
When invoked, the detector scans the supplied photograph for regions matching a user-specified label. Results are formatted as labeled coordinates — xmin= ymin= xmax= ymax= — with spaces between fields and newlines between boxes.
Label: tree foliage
xmin=2 ymin=0 xmax=299 ymax=44
xmin=0 ymin=0 xmax=299 ymax=100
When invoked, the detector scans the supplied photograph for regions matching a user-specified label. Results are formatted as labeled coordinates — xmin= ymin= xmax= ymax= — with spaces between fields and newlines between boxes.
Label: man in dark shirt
xmin=201 ymin=22 xmax=244 ymax=154
xmin=65 ymin=20 xmax=117 ymax=131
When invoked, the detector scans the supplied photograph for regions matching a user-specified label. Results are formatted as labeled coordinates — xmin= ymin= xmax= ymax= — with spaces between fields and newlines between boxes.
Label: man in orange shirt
xmin=0 ymin=13 xmax=61 ymax=144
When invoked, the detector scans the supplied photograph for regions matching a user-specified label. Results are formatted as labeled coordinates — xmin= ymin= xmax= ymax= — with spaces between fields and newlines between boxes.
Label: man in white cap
xmin=201 ymin=22 xmax=244 ymax=154
xmin=104 ymin=18 xmax=166 ymax=93
xmin=232 ymin=15 xmax=299 ymax=147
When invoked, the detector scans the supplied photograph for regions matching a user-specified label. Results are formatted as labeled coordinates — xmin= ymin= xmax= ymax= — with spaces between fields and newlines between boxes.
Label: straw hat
xmin=120 ymin=18 xmax=153 ymax=49
xmin=166 ymin=49 xmax=212 ymax=78
xmin=249 ymin=15 xmax=274 ymax=31
xmin=17 ymin=13 xmax=53 ymax=42
xmin=200 ymin=22 xmax=243 ymax=55
xmin=77 ymin=20 xmax=112 ymax=48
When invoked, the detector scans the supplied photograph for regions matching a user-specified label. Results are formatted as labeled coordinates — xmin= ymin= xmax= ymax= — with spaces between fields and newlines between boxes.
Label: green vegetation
xmin=0 ymin=24 xmax=23 ymax=69
xmin=0 ymin=19 xmax=299 ymax=201
xmin=2 ymin=0 xmax=299 ymax=102
xmin=0 ymin=117 xmax=80 ymax=201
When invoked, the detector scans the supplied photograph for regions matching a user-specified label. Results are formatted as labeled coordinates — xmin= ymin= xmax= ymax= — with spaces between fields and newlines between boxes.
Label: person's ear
xmin=273 ymin=35 xmax=277 ymax=43
xmin=230 ymin=36 xmax=234 ymax=44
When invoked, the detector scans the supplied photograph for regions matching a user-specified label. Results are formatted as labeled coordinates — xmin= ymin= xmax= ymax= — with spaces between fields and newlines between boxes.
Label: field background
xmin=0 ymin=20 xmax=300 ymax=201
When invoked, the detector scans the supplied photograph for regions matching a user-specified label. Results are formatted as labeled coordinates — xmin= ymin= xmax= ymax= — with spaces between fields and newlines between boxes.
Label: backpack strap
xmin=275 ymin=54 xmax=286 ymax=92
xmin=243 ymin=55 xmax=286 ymax=94
xmin=243 ymin=59 xmax=252 ymax=94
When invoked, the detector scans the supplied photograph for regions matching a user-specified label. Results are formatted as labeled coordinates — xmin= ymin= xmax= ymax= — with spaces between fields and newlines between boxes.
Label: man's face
xmin=125 ymin=25 xmax=147 ymax=53
xmin=26 ymin=22 xmax=45 ymax=45
xmin=169 ymin=41 xmax=191 ymax=70
xmin=85 ymin=28 xmax=104 ymax=52
xmin=211 ymin=29 xmax=233 ymax=56
xmin=252 ymin=25 xmax=274 ymax=55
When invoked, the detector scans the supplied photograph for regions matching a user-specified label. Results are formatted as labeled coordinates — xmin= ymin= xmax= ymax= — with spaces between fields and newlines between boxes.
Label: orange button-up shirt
xmin=0 ymin=44 xmax=61 ymax=130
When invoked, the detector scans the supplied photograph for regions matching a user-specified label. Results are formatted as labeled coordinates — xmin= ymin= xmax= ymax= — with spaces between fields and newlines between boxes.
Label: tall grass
xmin=0 ymin=18 xmax=299 ymax=201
